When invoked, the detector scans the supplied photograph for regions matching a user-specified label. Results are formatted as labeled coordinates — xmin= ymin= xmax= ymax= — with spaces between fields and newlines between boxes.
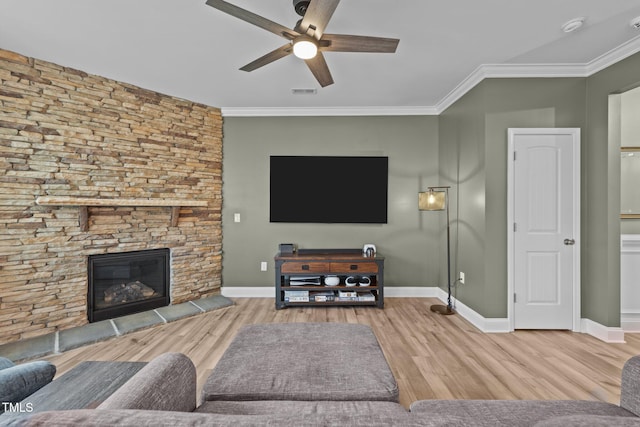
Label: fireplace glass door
xmin=88 ymin=248 xmax=170 ymax=322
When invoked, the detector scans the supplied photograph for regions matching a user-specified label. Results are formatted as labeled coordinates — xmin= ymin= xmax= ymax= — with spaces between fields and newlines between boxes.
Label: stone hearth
xmin=0 ymin=295 xmax=234 ymax=362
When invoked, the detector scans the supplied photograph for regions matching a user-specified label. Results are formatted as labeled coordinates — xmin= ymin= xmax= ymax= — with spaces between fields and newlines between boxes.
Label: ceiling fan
xmin=205 ymin=0 xmax=400 ymax=87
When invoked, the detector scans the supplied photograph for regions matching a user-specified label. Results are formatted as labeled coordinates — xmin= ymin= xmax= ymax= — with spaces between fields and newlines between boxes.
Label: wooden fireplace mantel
xmin=35 ymin=196 xmax=208 ymax=231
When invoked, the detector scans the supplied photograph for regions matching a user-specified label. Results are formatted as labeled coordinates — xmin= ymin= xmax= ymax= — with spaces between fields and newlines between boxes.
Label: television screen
xmin=270 ymin=156 xmax=388 ymax=224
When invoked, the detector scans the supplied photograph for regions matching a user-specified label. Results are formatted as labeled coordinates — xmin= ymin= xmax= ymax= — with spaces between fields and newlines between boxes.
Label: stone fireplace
xmin=88 ymin=249 xmax=170 ymax=322
xmin=0 ymin=48 xmax=223 ymax=347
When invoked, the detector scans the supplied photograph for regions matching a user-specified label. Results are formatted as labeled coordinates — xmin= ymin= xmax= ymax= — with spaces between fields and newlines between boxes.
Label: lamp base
xmin=430 ymin=304 xmax=455 ymax=315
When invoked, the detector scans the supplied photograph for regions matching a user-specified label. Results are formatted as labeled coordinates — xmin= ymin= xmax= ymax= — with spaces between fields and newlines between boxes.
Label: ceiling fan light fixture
xmin=293 ymin=37 xmax=318 ymax=59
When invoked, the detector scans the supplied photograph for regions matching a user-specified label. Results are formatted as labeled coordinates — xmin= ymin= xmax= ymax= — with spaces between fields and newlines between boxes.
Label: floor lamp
xmin=419 ymin=186 xmax=455 ymax=315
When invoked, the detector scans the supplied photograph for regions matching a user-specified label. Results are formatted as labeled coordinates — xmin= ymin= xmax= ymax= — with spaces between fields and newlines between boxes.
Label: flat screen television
xmin=270 ymin=156 xmax=388 ymax=224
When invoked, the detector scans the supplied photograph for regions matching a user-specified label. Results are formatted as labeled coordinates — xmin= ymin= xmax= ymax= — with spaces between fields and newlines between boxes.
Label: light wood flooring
xmin=43 ymin=298 xmax=640 ymax=409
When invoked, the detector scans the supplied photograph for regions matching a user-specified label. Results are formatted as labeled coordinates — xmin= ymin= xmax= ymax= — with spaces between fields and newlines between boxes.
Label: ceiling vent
xmin=291 ymin=88 xmax=317 ymax=95
xmin=561 ymin=17 xmax=585 ymax=33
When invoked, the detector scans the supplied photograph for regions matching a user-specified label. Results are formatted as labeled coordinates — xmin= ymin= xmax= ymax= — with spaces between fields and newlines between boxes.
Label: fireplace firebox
xmin=88 ymin=249 xmax=170 ymax=322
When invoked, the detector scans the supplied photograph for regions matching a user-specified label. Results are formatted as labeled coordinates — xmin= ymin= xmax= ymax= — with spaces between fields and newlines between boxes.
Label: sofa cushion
xmin=196 ymin=400 xmax=408 ymax=416
xmin=0 ymin=361 xmax=56 ymax=408
xmin=202 ymin=323 xmax=399 ymax=402
xmin=17 ymin=408 xmax=457 ymax=427
xmin=410 ymin=399 xmax=636 ymax=427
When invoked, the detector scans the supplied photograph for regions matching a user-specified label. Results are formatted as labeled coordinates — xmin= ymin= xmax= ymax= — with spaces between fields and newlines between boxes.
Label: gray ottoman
xmin=202 ymin=323 xmax=399 ymax=402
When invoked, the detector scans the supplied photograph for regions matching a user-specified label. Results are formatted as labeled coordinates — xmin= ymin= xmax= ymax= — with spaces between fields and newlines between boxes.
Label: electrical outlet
xmin=260 ymin=261 xmax=268 ymax=272
xmin=459 ymin=272 xmax=465 ymax=285
xmin=234 ymin=213 xmax=241 ymax=223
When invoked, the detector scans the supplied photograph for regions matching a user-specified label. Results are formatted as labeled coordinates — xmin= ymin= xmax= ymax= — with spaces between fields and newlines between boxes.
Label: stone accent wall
xmin=0 ymin=49 xmax=223 ymax=346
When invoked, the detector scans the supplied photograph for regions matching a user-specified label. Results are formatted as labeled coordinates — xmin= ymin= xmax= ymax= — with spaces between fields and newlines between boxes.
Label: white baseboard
xmin=581 ymin=318 xmax=625 ymax=343
xmin=221 ymin=286 xmax=627 ymax=341
xmin=440 ymin=289 xmax=511 ymax=333
xmin=383 ymin=287 xmax=440 ymax=297
xmin=222 ymin=287 xmax=274 ymax=298
xmin=621 ymin=313 xmax=640 ymax=333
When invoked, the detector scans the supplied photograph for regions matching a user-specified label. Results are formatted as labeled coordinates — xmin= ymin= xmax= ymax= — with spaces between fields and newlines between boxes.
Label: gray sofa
xmin=11 ymin=323 xmax=640 ymax=426
xmin=0 ymin=357 xmax=56 ymax=413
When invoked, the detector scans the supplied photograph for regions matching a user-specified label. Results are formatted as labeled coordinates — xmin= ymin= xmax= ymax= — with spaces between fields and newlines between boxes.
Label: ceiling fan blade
xmin=320 ymin=34 xmax=399 ymax=53
xmin=239 ymin=44 xmax=293 ymax=72
xmin=304 ymin=52 xmax=334 ymax=87
xmin=205 ymin=0 xmax=299 ymax=39
xmin=298 ymin=0 xmax=340 ymax=39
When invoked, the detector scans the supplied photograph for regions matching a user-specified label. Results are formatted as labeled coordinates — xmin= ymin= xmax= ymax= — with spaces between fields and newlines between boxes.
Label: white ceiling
xmin=2 ymin=0 xmax=640 ymax=115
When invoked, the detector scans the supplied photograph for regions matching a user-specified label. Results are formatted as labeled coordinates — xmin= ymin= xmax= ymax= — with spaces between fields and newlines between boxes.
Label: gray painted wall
xmin=439 ymin=78 xmax=587 ymax=318
xmin=222 ymin=116 xmax=441 ymax=288
xmin=435 ymin=52 xmax=640 ymax=325
xmin=220 ymin=52 xmax=640 ymax=327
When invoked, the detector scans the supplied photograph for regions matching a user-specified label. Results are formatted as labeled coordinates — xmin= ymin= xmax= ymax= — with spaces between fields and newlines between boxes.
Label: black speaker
xmin=279 ymin=243 xmax=296 ymax=254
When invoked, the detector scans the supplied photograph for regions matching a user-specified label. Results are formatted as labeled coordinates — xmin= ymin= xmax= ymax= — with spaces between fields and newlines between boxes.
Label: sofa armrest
xmin=622 ymin=355 xmax=640 ymax=417
xmin=0 ymin=361 xmax=56 ymax=406
xmin=97 ymin=353 xmax=196 ymax=412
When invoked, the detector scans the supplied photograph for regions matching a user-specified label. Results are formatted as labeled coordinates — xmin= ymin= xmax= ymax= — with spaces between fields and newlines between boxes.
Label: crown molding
xmin=221 ymin=105 xmax=438 ymax=117
xmin=221 ymin=35 xmax=640 ymax=118
xmin=586 ymin=34 xmax=640 ymax=75
xmin=435 ymin=35 xmax=640 ymax=114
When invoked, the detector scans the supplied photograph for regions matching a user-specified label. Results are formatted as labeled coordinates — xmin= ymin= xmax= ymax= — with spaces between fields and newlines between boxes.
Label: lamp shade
xmin=419 ymin=190 xmax=446 ymax=211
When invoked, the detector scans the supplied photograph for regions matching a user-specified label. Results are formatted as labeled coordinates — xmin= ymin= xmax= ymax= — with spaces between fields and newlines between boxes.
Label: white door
xmin=508 ymin=128 xmax=580 ymax=330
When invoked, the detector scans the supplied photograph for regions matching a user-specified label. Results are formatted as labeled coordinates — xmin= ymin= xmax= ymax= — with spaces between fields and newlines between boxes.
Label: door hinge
xmin=513 ymin=222 xmax=517 ymax=232
xmin=514 ymin=293 xmax=517 ymax=303
xmin=513 ymin=151 xmax=517 ymax=161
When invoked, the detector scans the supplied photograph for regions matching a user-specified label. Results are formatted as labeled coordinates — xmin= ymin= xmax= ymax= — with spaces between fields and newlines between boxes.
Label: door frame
xmin=507 ymin=128 xmax=581 ymax=331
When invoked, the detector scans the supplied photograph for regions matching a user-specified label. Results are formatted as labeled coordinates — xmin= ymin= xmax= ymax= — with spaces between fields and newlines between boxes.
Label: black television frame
xmin=269 ymin=155 xmax=388 ymax=224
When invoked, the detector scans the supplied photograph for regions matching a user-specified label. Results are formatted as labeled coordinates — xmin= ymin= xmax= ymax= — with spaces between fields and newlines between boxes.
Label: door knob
xmin=564 ymin=238 xmax=575 ymax=245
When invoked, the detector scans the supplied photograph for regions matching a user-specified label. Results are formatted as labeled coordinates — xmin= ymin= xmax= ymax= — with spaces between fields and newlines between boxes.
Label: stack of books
xmin=284 ymin=290 xmax=309 ymax=302
xmin=310 ymin=291 xmax=336 ymax=302
xmin=337 ymin=290 xmax=358 ymax=301
xmin=357 ymin=291 xmax=375 ymax=302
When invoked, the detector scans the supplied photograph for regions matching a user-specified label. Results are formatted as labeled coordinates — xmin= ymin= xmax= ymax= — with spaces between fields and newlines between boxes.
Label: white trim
xmin=621 ymin=234 xmax=640 ymax=252
xmin=220 ymin=36 xmax=640 ymax=117
xmin=435 ymin=63 xmax=588 ymax=114
xmin=384 ymin=286 xmax=440 ymax=297
xmin=585 ymin=34 xmax=640 ymax=75
xmin=448 ymin=291 xmax=511 ymax=333
xmin=581 ymin=318 xmax=625 ymax=343
xmin=507 ymin=128 xmax=581 ymax=332
xmin=221 ymin=106 xmax=438 ymax=117
xmin=622 ymin=313 xmax=640 ymax=333
xmin=221 ymin=286 xmax=274 ymax=298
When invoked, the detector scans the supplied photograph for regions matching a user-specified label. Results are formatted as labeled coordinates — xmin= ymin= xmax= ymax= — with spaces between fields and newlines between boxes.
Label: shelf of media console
xmin=282 ymin=285 xmax=378 ymax=305
xmin=274 ymin=249 xmax=385 ymax=309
